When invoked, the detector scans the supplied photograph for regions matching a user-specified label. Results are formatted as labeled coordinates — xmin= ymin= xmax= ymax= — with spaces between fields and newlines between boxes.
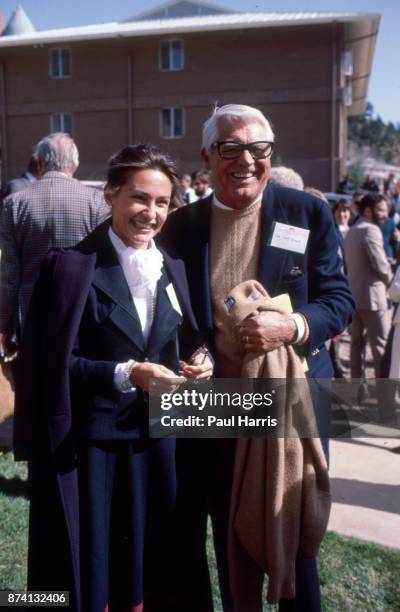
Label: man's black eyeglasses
xmin=212 ymin=141 xmax=274 ymax=160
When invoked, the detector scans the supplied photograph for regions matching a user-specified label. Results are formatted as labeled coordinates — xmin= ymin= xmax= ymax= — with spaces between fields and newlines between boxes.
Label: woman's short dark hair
xmin=106 ymin=143 xmax=181 ymax=208
xmin=333 ymin=199 xmax=351 ymax=214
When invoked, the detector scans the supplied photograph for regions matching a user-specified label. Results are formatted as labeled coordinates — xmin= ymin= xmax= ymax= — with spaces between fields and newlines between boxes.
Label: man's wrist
xmin=286 ymin=316 xmax=298 ymax=343
xmin=289 ymin=313 xmax=307 ymax=345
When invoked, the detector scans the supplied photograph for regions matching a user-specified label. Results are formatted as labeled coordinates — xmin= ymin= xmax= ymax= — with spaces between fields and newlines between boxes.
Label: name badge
xmin=165 ymin=283 xmax=183 ymax=316
xmin=268 ymin=222 xmax=310 ymax=254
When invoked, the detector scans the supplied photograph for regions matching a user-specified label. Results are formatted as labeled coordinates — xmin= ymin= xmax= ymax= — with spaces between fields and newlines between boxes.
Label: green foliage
xmin=348 ymin=102 xmax=400 ymax=164
xmin=319 ymin=532 xmax=400 ymax=611
xmin=207 ymin=524 xmax=400 ymax=611
xmin=349 ymin=161 xmax=365 ymax=191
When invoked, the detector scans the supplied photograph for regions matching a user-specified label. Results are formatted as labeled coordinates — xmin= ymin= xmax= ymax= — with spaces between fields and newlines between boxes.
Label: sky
xmin=1 ymin=0 xmax=399 ymax=124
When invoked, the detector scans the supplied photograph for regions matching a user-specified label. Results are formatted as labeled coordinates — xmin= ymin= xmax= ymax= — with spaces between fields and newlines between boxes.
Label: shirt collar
xmin=212 ymin=193 xmax=263 ymax=211
xmin=108 ymin=226 xmax=156 ymax=259
xmin=108 ymin=227 xmax=163 ymax=291
xmin=25 ymin=171 xmax=36 ymax=182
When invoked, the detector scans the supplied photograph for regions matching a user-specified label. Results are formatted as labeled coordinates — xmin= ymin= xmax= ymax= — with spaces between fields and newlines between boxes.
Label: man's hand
xmin=180 ymin=350 xmax=213 ymax=380
xmin=130 ymin=362 xmax=182 ymax=394
xmin=239 ymin=312 xmax=297 ymax=352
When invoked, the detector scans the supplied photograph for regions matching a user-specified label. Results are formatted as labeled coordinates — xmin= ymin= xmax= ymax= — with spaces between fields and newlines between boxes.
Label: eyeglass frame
xmin=211 ymin=140 xmax=274 ymax=160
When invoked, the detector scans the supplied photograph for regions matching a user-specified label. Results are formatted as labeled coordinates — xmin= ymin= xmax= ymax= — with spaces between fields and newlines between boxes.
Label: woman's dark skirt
xmin=78 ymin=437 xmax=177 ymax=612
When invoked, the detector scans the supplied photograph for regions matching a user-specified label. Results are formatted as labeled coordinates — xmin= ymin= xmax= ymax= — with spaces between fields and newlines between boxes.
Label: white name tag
xmin=268 ymin=222 xmax=310 ymax=254
xmin=165 ymin=283 xmax=183 ymax=316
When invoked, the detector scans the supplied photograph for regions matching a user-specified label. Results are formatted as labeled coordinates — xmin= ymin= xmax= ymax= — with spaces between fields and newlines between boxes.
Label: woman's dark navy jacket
xmin=13 ymin=219 xmax=202 ymax=612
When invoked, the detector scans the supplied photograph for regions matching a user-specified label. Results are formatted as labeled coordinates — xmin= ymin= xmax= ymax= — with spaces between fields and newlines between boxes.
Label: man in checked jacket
xmin=0 ymin=132 xmax=110 ymax=357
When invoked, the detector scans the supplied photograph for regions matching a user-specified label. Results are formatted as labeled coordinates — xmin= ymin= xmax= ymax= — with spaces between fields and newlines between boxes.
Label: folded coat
xmin=224 ymin=280 xmax=331 ymax=609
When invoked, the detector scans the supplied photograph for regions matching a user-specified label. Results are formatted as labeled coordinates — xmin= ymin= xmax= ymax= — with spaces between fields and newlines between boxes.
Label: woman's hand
xmin=180 ymin=348 xmax=213 ymax=380
xmin=130 ymin=362 xmax=183 ymax=394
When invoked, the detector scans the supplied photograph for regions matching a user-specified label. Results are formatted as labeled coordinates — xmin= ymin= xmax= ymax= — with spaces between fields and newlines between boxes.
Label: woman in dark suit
xmin=14 ymin=144 xmax=212 ymax=612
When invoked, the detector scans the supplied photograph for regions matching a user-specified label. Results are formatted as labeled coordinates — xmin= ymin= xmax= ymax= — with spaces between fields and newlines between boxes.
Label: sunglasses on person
xmin=212 ymin=140 xmax=274 ymax=160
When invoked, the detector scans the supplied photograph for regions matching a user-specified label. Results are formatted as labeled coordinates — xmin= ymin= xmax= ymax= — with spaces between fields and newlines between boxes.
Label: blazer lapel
xmin=188 ymin=199 xmax=213 ymax=332
xmin=92 ymin=236 xmax=146 ymax=352
xmin=147 ymin=269 xmax=182 ymax=356
xmin=258 ymin=183 xmax=290 ymax=296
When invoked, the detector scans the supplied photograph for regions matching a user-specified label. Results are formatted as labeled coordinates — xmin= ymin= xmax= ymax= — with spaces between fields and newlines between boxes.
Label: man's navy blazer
xmin=160 ymin=183 xmax=354 ymax=378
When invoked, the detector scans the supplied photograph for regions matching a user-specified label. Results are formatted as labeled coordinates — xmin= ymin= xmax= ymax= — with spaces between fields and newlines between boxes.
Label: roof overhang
xmin=345 ymin=16 xmax=380 ymax=116
xmin=0 ymin=12 xmax=380 ymax=48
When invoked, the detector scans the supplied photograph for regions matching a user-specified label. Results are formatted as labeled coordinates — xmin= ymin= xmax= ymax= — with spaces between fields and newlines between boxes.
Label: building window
xmin=160 ymin=108 xmax=184 ymax=139
xmin=49 ymin=48 xmax=71 ymax=78
xmin=50 ymin=113 xmax=73 ymax=135
xmin=159 ymin=39 xmax=183 ymax=71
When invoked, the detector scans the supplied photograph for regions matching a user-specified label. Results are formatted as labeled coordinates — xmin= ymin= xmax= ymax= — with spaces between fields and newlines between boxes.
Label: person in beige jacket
xmin=344 ymin=193 xmax=393 ymax=419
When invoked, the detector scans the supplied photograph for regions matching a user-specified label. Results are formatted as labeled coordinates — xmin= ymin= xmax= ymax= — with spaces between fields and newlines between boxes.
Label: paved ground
xmin=329 ymin=436 xmax=400 ymax=549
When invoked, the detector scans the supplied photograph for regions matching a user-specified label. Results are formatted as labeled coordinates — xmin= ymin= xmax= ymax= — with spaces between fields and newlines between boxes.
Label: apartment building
xmin=0 ymin=0 xmax=380 ymax=189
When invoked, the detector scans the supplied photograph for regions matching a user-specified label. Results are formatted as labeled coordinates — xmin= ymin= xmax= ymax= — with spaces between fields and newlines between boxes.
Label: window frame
xmin=49 ymin=47 xmax=71 ymax=79
xmin=159 ymin=39 xmax=184 ymax=72
xmin=50 ymin=112 xmax=73 ymax=135
xmin=159 ymin=107 xmax=185 ymax=140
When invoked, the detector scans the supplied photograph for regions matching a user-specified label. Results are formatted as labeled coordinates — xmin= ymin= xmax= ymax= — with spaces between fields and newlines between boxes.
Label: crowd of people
xmin=338 ymin=171 xmax=400 ymax=205
xmin=0 ymin=103 xmax=396 ymax=612
xmin=331 ymin=176 xmax=400 ymax=424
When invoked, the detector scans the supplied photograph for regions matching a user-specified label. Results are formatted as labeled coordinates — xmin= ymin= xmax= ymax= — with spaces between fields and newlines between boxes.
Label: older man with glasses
xmin=161 ymin=104 xmax=354 ymax=612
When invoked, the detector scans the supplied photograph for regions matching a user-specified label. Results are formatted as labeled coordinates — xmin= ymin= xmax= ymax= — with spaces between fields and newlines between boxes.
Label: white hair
xmin=34 ymin=132 xmax=79 ymax=173
xmin=202 ymin=104 xmax=275 ymax=152
xmin=269 ymin=166 xmax=304 ymax=191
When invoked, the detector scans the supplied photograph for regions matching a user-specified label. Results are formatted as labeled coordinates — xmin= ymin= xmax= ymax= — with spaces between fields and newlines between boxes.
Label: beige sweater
xmin=209 ymin=198 xmax=263 ymax=377
xmin=224 ymin=280 xmax=331 ymax=608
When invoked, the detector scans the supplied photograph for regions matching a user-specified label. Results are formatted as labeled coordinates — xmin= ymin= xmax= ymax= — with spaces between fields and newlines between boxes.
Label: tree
xmin=348 ymin=102 xmax=400 ymax=165
xmin=349 ymin=161 xmax=364 ymax=191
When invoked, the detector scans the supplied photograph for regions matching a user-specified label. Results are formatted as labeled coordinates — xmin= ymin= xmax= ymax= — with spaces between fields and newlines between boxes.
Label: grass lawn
xmin=1 ymin=450 xmax=399 ymax=610
xmin=207 ymin=532 xmax=400 ymax=611
xmin=0 ymin=450 xmax=28 ymax=591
